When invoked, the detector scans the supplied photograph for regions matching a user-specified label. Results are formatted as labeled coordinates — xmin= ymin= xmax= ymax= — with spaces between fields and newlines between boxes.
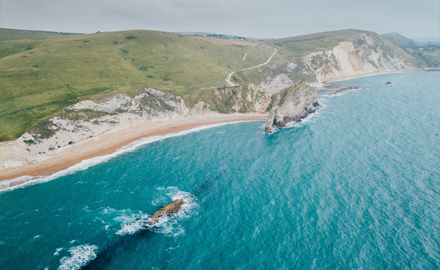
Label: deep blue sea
xmin=1 ymin=72 xmax=439 ymax=270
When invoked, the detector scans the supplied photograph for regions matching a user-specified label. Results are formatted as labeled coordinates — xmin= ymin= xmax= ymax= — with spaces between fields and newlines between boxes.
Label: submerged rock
xmin=265 ymin=82 xmax=319 ymax=133
xmin=329 ymin=86 xmax=360 ymax=96
xmin=149 ymin=199 xmax=184 ymax=224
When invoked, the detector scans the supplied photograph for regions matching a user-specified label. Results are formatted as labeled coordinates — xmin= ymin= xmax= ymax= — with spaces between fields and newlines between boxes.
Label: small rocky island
xmin=150 ymin=199 xmax=184 ymax=224
xmin=265 ymin=82 xmax=319 ymax=133
xmin=329 ymin=86 xmax=360 ymax=96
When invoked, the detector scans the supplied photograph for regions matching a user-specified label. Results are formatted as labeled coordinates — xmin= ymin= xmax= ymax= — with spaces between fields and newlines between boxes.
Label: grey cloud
xmin=1 ymin=0 xmax=438 ymax=39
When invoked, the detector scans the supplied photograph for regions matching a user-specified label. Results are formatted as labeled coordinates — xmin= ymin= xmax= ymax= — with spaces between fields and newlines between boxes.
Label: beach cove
xmin=0 ymin=72 xmax=439 ymax=269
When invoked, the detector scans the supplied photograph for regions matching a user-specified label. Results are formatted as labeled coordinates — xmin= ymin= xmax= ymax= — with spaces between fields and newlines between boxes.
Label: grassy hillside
xmin=0 ymin=29 xmax=274 ymax=141
xmin=264 ymin=29 xmax=369 ymax=63
xmin=0 ymin=28 xmax=77 ymax=42
xmin=0 ymin=28 xmax=423 ymax=142
xmin=231 ymin=30 xmax=415 ymax=86
xmin=381 ymin=32 xmax=419 ymax=49
xmin=381 ymin=32 xmax=440 ymax=68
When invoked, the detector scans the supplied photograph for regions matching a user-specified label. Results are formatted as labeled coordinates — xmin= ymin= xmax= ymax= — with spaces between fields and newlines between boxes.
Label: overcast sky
xmin=1 ymin=0 xmax=439 ymax=40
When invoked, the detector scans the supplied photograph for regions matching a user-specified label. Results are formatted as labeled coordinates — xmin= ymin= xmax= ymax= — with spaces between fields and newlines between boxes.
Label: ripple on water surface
xmin=0 ymin=72 xmax=439 ymax=270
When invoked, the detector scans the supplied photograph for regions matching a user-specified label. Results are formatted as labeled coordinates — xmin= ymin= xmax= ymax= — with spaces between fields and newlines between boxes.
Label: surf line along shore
xmin=0 ymin=113 xmax=267 ymax=189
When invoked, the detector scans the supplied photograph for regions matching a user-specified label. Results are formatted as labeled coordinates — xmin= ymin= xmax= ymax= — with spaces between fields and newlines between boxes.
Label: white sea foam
xmin=115 ymin=213 xmax=150 ymax=235
xmin=58 ymin=244 xmax=98 ymax=270
xmin=113 ymin=188 xmax=197 ymax=237
xmin=1 ymin=121 xmax=256 ymax=192
xmin=54 ymin=247 xmax=63 ymax=256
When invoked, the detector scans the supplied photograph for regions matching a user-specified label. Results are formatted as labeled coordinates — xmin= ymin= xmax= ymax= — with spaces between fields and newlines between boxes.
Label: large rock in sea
xmin=265 ymin=82 xmax=319 ymax=133
xmin=149 ymin=199 xmax=184 ymax=224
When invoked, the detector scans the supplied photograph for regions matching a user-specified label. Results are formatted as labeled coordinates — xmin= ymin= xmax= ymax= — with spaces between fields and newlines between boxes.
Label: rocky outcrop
xmin=329 ymin=86 xmax=360 ymax=96
xmin=259 ymin=73 xmax=295 ymax=95
xmin=302 ymin=34 xmax=414 ymax=86
xmin=239 ymin=33 xmax=414 ymax=93
xmin=265 ymin=82 xmax=319 ymax=133
xmin=212 ymin=84 xmax=272 ymax=113
xmin=0 ymin=87 xmax=192 ymax=169
xmin=150 ymin=199 xmax=184 ymax=224
xmin=0 ymin=83 xmax=272 ymax=170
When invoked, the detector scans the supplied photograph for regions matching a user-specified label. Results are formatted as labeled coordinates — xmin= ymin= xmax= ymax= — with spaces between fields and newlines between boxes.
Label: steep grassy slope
xmin=0 ymin=28 xmax=77 ymax=42
xmin=232 ymin=30 xmax=415 ymax=86
xmin=0 ymin=29 xmax=80 ymax=58
xmin=267 ymin=29 xmax=414 ymax=64
xmin=0 ymin=29 xmax=274 ymax=141
xmin=265 ymin=29 xmax=368 ymax=63
xmin=381 ymin=32 xmax=440 ymax=68
xmin=381 ymin=32 xmax=419 ymax=48
xmin=0 ymin=28 xmax=421 ymax=142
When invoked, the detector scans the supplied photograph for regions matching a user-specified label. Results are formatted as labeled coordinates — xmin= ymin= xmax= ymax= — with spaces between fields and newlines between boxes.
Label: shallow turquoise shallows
xmin=1 ymin=72 xmax=439 ymax=270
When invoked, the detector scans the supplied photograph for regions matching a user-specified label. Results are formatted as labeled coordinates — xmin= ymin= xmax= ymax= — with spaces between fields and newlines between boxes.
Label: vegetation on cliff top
xmin=0 ymin=28 xmax=426 ymax=141
xmin=0 ymin=29 xmax=274 ymax=141
xmin=381 ymin=32 xmax=440 ymax=68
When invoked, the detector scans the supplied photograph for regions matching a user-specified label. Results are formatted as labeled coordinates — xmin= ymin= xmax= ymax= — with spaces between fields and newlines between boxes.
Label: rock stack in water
xmin=329 ymin=86 xmax=360 ymax=96
xmin=150 ymin=199 xmax=184 ymax=224
xmin=265 ymin=82 xmax=319 ymax=133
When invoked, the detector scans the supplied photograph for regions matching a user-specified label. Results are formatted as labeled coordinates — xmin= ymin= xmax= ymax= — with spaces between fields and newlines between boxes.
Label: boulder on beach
xmin=149 ymin=199 xmax=184 ymax=224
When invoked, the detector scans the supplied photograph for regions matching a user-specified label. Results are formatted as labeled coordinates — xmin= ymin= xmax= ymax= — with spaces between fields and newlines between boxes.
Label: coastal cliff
xmin=0 ymin=85 xmax=270 ymax=170
xmin=235 ymin=32 xmax=415 ymax=94
xmin=0 ymin=29 xmax=420 ymax=171
xmin=302 ymin=34 xmax=414 ymax=86
xmin=265 ymin=82 xmax=319 ymax=133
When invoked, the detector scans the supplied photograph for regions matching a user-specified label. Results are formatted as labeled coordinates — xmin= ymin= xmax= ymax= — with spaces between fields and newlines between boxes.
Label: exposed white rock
xmin=265 ymin=83 xmax=318 ymax=133
xmin=259 ymin=73 xmax=295 ymax=95
xmin=302 ymin=34 xmax=414 ymax=86
xmin=0 ymin=87 xmax=193 ymax=169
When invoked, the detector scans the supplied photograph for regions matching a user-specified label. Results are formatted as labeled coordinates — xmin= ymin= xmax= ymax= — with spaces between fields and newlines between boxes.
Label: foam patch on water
xmin=58 ymin=244 xmax=98 ymax=270
xmin=54 ymin=247 xmax=63 ymax=256
xmin=115 ymin=213 xmax=150 ymax=235
xmin=112 ymin=188 xmax=197 ymax=237
xmin=1 ymin=121 xmax=257 ymax=192
xmin=97 ymin=207 xmax=148 ymax=235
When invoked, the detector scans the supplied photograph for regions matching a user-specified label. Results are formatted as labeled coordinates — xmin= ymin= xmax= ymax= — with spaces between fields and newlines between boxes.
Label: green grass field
xmin=0 ymin=29 xmax=276 ymax=141
xmin=0 ymin=28 xmax=422 ymax=141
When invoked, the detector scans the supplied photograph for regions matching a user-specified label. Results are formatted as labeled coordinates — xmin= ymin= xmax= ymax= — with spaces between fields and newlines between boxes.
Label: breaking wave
xmin=1 ymin=121 xmax=255 ymax=193
xmin=58 ymin=244 xmax=98 ymax=270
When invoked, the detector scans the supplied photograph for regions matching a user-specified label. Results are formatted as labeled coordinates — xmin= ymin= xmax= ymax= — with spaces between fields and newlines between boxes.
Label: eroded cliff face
xmin=0 ymin=86 xmax=271 ymax=170
xmin=251 ymin=34 xmax=414 ymax=93
xmin=302 ymin=34 xmax=414 ymax=86
xmin=265 ymin=83 xmax=319 ymax=133
xmin=213 ymin=84 xmax=272 ymax=113
xmin=0 ymin=87 xmax=191 ymax=169
xmin=0 ymin=33 xmax=414 ymax=169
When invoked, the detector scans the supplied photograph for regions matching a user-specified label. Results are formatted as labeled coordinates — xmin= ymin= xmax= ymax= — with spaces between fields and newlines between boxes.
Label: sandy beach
xmin=0 ymin=113 xmax=267 ymax=188
xmin=321 ymin=69 xmax=424 ymax=85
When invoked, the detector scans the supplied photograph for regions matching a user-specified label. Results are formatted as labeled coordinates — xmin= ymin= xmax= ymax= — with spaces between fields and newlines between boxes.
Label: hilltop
xmin=0 ymin=28 xmax=424 ymax=145
xmin=381 ymin=32 xmax=440 ymax=67
xmin=381 ymin=32 xmax=419 ymax=48
xmin=0 ymin=29 xmax=274 ymax=140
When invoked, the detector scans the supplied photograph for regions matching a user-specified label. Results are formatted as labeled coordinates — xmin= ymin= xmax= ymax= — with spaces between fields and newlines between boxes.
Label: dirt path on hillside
xmin=226 ymin=46 xmax=278 ymax=86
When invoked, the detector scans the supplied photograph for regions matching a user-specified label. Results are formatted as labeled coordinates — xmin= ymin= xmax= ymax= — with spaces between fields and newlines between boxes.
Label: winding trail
xmin=225 ymin=46 xmax=278 ymax=86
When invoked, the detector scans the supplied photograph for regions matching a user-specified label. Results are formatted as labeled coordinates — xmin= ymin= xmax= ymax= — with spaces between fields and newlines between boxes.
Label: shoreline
xmin=319 ymin=69 xmax=424 ymax=87
xmin=0 ymin=113 xmax=267 ymax=190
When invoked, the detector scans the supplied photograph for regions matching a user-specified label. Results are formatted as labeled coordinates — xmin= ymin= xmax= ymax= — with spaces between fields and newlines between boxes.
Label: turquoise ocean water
xmin=0 ymin=72 xmax=439 ymax=269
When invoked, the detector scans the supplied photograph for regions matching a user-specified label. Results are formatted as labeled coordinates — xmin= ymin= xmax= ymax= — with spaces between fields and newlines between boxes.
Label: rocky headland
xmin=265 ymin=82 xmax=319 ymax=133
xmin=0 ymin=30 xmax=419 ymax=180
